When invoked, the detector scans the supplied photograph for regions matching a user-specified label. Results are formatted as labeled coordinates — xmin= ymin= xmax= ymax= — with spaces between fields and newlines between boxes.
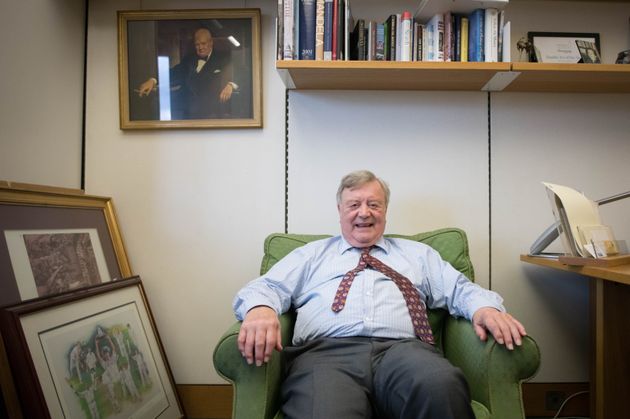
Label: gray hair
xmin=336 ymin=170 xmax=390 ymax=206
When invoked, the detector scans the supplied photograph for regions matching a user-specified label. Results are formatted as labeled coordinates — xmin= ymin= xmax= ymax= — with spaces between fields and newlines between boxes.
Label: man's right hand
xmin=237 ymin=306 xmax=283 ymax=367
xmin=137 ymin=78 xmax=156 ymax=97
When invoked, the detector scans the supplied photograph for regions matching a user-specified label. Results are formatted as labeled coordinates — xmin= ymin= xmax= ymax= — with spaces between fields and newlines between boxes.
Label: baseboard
xmin=176 ymin=384 xmax=232 ymax=419
xmin=178 ymin=382 xmax=590 ymax=419
xmin=522 ymin=382 xmax=589 ymax=417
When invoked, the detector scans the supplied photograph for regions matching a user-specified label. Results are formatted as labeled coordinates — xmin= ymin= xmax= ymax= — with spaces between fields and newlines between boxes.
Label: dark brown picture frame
xmin=0 ymin=276 xmax=183 ymax=418
xmin=118 ymin=9 xmax=262 ymax=129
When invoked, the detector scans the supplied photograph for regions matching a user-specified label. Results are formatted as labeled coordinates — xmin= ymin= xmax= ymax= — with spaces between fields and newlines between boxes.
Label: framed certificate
xmin=527 ymin=32 xmax=601 ymax=64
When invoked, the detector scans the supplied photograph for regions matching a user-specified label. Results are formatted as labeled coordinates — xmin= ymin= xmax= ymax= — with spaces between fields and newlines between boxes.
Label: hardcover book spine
xmin=277 ymin=0 xmax=284 ymax=60
xmin=468 ymin=8 xmax=484 ymax=62
xmin=460 ymin=16 xmax=469 ymax=62
xmin=484 ymin=8 xmax=498 ymax=62
xmin=283 ymin=0 xmax=295 ymax=60
xmin=443 ymin=11 xmax=452 ymax=62
xmin=315 ymin=0 xmax=325 ymax=60
xmin=299 ymin=0 xmax=316 ymax=59
xmin=323 ymin=0 xmax=333 ymax=60
xmin=400 ymin=11 xmax=412 ymax=61
xmin=331 ymin=0 xmax=338 ymax=60
xmin=388 ymin=14 xmax=397 ymax=61
xmin=375 ymin=22 xmax=385 ymax=60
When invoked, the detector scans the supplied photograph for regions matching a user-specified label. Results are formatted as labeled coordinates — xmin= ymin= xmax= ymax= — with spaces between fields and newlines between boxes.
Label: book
xmin=367 ymin=21 xmax=376 ymax=60
xmin=323 ymin=0 xmax=333 ymax=60
xmin=460 ymin=16 xmax=469 ymax=62
xmin=388 ymin=14 xmax=397 ymax=61
xmin=283 ymin=0 xmax=296 ymax=60
xmin=277 ymin=0 xmax=284 ymax=60
xmin=331 ymin=0 xmax=338 ymax=60
xmin=299 ymin=0 xmax=316 ymax=59
xmin=443 ymin=11 xmax=452 ymax=62
xmin=400 ymin=11 xmax=412 ymax=61
xmin=413 ymin=22 xmax=424 ymax=61
xmin=344 ymin=0 xmax=352 ymax=61
xmin=484 ymin=8 xmax=499 ymax=62
xmin=497 ymin=10 xmax=505 ymax=62
xmin=426 ymin=13 xmax=444 ymax=61
xmin=315 ymin=0 xmax=325 ymax=60
xmin=468 ymin=8 xmax=484 ymax=62
xmin=501 ymin=20 xmax=510 ymax=62
xmin=375 ymin=22 xmax=385 ymax=60
xmin=351 ymin=19 xmax=366 ymax=60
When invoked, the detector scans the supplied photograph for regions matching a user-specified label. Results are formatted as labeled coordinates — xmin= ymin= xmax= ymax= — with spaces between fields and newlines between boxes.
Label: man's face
xmin=338 ymin=180 xmax=387 ymax=248
xmin=194 ymin=29 xmax=213 ymax=58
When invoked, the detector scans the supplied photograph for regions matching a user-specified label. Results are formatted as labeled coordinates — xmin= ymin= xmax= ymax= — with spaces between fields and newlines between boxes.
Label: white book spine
xmin=283 ymin=0 xmax=295 ymax=60
xmin=401 ymin=12 xmax=412 ymax=61
xmin=484 ymin=8 xmax=499 ymax=62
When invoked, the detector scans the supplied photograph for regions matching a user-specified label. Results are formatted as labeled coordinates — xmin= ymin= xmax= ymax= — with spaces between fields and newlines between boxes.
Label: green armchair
xmin=213 ymin=228 xmax=540 ymax=419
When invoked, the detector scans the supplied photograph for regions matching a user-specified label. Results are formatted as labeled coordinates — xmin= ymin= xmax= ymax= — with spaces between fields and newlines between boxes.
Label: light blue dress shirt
xmin=233 ymin=235 xmax=505 ymax=346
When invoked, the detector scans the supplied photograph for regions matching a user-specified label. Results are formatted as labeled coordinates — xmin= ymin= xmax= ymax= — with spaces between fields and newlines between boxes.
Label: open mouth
xmin=355 ymin=223 xmax=374 ymax=228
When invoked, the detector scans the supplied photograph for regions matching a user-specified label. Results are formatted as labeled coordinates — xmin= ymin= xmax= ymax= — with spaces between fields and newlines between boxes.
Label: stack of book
xmin=276 ymin=1 xmax=510 ymax=62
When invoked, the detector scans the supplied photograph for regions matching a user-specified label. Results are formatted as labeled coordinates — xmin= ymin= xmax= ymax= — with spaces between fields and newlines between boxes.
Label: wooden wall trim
xmin=177 ymin=384 xmax=232 ymax=419
xmin=179 ymin=382 xmax=589 ymax=418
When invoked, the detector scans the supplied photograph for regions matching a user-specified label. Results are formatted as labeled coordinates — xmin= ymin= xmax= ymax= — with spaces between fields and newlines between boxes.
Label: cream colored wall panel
xmin=492 ymin=93 xmax=630 ymax=382
xmin=85 ymin=0 xmax=285 ymax=384
xmin=287 ymin=90 xmax=491 ymax=289
xmin=0 ymin=0 xmax=85 ymax=188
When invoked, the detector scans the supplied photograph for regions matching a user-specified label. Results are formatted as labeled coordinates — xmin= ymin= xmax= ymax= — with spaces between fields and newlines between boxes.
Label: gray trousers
xmin=281 ymin=337 xmax=475 ymax=419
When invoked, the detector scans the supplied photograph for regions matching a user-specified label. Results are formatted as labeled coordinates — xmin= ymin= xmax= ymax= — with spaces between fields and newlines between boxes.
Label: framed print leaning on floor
xmin=0 ymin=276 xmax=184 ymax=418
xmin=0 ymin=183 xmax=132 ymax=307
xmin=118 ymin=8 xmax=262 ymax=129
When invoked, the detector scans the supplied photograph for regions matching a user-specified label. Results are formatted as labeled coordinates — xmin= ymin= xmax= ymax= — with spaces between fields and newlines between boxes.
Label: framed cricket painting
xmin=0 ymin=276 xmax=184 ymax=418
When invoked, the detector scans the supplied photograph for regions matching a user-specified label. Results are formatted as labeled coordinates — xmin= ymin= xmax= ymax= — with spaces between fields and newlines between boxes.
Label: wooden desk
xmin=521 ymin=255 xmax=630 ymax=419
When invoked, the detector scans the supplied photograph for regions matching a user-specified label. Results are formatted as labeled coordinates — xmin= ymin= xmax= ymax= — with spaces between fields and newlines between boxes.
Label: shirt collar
xmin=338 ymin=235 xmax=390 ymax=255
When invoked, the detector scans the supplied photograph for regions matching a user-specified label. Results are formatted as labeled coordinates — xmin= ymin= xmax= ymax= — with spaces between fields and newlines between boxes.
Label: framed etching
xmin=118 ymin=9 xmax=262 ymax=129
xmin=0 ymin=183 xmax=132 ymax=307
xmin=528 ymin=31 xmax=601 ymax=63
xmin=0 ymin=276 xmax=184 ymax=418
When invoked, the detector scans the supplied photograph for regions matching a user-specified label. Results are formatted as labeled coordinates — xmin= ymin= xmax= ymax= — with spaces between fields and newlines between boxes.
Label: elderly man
xmin=233 ymin=170 xmax=526 ymax=419
xmin=137 ymin=27 xmax=236 ymax=119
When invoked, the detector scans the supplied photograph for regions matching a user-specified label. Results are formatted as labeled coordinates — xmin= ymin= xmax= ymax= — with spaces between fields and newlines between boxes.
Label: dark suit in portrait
xmin=169 ymin=51 xmax=234 ymax=120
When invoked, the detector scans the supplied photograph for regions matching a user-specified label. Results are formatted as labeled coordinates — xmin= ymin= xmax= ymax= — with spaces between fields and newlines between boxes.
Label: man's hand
xmin=237 ymin=306 xmax=283 ymax=366
xmin=472 ymin=307 xmax=527 ymax=350
xmin=219 ymin=83 xmax=234 ymax=103
xmin=137 ymin=78 xmax=156 ymax=97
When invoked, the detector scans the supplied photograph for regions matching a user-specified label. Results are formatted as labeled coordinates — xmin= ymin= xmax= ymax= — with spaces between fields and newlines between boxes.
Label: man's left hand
xmin=472 ymin=307 xmax=527 ymax=350
xmin=220 ymin=84 xmax=233 ymax=103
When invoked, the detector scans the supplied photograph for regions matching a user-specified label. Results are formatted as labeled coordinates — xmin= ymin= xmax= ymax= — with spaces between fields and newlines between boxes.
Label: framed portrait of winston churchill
xmin=118 ymin=9 xmax=262 ymax=129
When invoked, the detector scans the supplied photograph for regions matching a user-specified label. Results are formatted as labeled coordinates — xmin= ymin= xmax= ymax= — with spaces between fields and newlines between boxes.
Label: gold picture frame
xmin=118 ymin=9 xmax=262 ymax=129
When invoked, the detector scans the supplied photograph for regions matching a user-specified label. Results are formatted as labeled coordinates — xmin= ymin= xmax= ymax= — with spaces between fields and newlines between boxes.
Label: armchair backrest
xmin=259 ymin=228 xmax=475 ymax=350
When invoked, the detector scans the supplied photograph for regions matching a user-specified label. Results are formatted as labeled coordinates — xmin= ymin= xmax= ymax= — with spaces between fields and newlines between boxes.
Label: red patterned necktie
xmin=331 ymin=246 xmax=435 ymax=345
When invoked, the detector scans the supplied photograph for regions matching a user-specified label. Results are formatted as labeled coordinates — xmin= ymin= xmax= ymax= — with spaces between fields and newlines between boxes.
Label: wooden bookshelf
xmin=505 ymin=63 xmax=630 ymax=93
xmin=276 ymin=60 xmax=511 ymax=90
xmin=276 ymin=61 xmax=630 ymax=93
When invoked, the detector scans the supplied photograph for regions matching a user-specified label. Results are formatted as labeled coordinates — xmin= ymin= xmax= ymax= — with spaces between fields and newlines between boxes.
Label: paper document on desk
xmin=543 ymin=182 xmax=602 ymax=257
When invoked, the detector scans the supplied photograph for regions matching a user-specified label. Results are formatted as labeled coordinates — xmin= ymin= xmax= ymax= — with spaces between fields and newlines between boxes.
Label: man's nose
xmin=358 ymin=203 xmax=370 ymax=217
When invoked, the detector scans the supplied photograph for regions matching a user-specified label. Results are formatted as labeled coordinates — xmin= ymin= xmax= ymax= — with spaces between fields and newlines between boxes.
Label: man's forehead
xmin=341 ymin=183 xmax=385 ymax=200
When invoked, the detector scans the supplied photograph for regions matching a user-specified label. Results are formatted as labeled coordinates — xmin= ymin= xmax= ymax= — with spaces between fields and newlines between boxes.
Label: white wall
xmin=3 ymin=0 xmax=630 ymax=386
xmin=0 ymin=0 xmax=85 ymax=188
xmin=85 ymin=0 xmax=286 ymax=383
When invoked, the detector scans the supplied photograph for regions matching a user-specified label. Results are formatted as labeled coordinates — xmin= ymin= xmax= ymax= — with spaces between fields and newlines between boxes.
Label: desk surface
xmin=520 ymin=255 xmax=630 ymax=286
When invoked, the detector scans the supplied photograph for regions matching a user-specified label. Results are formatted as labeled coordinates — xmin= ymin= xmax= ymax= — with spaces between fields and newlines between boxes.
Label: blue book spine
xmin=299 ymin=0 xmax=316 ymax=59
xmin=468 ymin=8 xmax=484 ymax=62
xmin=323 ymin=0 xmax=333 ymax=60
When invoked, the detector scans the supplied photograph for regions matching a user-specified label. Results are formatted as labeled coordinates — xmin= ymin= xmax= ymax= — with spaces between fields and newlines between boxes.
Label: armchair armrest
xmin=213 ymin=312 xmax=296 ymax=419
xmin=443 ymin=316 xmax=540 ymax=419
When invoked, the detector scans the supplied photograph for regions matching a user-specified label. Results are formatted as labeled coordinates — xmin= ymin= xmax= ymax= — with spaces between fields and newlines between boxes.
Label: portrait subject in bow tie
xmin=233 ymin=170 xmax=527 ymax=419
xmin=137 ymin=27 xmax=237 ymax=119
